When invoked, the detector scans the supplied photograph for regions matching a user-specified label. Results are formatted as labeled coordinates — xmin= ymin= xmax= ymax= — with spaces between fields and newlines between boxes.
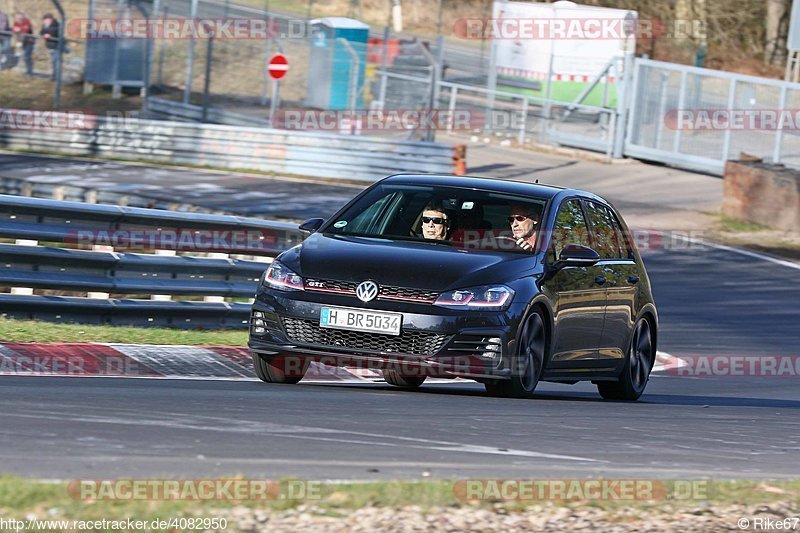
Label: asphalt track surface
xmin=1 ymin=150 xmax=798 ymax=480
xmin=0 ymin=153 xmax=360 ymax=219
xmin=1 ymin=244 xmax=798 ymax=480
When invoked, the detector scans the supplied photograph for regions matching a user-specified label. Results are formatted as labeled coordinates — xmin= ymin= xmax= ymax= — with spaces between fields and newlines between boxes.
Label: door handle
xmin=627 ymin=275 xmax=640 ymax=284
xmin=594 ymin=276 xmax=607 ymax=285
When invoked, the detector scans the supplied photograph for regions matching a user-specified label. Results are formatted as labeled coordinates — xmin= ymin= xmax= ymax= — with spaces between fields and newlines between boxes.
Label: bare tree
xmin=764 ymin=0 xmax=790 ymax=65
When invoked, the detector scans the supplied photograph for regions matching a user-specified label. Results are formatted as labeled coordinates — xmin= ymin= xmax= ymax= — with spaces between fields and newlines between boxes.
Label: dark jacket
xmin=40 ymin=19 xmax=59 ymax=50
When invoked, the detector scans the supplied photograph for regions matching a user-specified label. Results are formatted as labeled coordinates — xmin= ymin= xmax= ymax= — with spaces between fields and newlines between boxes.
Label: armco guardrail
xmin=0 ymin=113 xmax=465 ymax=182
xmin=0 ymin=194 xmax=306 ymax=328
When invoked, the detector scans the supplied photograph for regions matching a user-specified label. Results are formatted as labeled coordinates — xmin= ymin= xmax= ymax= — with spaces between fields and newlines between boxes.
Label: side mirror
xmin=552 ymin=244 xmax=600 ymax=270
xmin=298 ymin=218 xmax=324 ymax=233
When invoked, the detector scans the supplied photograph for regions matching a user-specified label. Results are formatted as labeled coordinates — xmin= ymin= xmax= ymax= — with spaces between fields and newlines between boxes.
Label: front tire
xmin=597 ymin=318 xmax=654 ymax=401
xmin=252 ymin=353 xmax=308 ymax=384
xmin=383 ymin=369 xmax=426 ymax=388
xmin=485 ymin=310 xmax=546 ymax=398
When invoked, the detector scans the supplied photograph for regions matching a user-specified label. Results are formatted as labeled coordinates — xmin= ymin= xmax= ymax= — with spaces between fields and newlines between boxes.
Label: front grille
xmin=304 ymin=278 xmax=357 ymax=293
xmin=378 ymin=285 xmax=440 ymax=302
xmin=281 ymin=317 xmax=448 ymax=356
xmin=304 ymin=278 xmax=439 ymax=303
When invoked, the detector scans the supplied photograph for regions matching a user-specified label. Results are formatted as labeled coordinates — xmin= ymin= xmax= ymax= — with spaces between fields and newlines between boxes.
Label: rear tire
xmin=383 ymin=369 xmax=426 ymax=388
xmin=597 ymin=318 xmax=654 ymax=401
xmin=485 ymin=310 xmax=546 ymax=398
xmin=252 ymin=353 xmax=308 ymax=384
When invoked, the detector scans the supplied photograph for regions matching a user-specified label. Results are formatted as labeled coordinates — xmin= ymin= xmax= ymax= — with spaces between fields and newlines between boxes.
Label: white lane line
xmin=651 ymin=231 xmax=800 ymax=271
xmin=5 ymin=411 xmax=604 ymax=463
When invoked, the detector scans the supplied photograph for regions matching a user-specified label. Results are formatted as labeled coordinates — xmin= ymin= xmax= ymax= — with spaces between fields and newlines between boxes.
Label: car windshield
xmin=323 ymin=183 xmax=548 ymax=254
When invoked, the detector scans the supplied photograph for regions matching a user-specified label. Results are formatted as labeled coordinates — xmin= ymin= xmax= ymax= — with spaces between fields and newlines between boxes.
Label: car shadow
xmin=298 ymin=381 xmax=800 ymax=408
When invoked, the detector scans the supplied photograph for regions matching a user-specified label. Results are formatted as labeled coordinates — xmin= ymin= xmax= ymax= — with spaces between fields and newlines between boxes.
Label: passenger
xmin=420 ymin=204 xmax=449 ymax=241
xmin=507 ymin=204 xmax=539 ymax=251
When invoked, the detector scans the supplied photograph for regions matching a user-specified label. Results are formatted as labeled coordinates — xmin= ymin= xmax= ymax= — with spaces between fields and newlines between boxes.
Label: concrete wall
xmin=722 ymin=156 xmax=800 ymax=232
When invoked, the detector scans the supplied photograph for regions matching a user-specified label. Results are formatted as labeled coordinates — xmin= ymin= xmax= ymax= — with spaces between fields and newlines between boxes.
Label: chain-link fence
xmin=0 ymin=32 xmax=85 ymax=86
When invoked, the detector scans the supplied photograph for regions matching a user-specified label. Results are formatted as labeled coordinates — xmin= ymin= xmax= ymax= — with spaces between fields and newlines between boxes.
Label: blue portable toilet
xmin=306 ymin=17 xmax=369 ymax=110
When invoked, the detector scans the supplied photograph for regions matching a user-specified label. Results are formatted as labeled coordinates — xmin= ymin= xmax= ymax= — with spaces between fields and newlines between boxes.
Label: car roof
xmin=380 ymin=173 xmax=606 ymax=203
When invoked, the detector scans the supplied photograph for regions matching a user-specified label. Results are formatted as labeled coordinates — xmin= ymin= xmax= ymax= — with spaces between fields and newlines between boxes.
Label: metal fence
xmin=0 ymin=194 xmax=305 ymax=328
xmin=371 ymin=69 xmax=620 ymax=154
xmin=0 ymin=30 xmax=85 ymax=85
xmin=0 ymin=115 xmax=464 ymax=181
xmin=625 ymin=58 xmax=800 ymax=174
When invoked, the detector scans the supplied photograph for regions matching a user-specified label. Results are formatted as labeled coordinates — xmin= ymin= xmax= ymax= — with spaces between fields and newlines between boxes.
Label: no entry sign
xmin=268 ymin=53 xmax=289 ymax=80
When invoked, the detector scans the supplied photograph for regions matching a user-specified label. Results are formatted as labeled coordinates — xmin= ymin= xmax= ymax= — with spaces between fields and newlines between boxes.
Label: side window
xmin=346 ymin=193 xmax=396 ymax=234
xmin=585 ymin=201 xmax=624 ymax=259
xmin=550 ymin=199 xmax=592 ymax=261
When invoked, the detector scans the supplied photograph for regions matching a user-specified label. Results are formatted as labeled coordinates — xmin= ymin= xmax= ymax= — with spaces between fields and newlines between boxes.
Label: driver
xmin=507 ymin=204 xmax=539 ymax=251
xmin=420 ymin=204 xmax=450 ymax=241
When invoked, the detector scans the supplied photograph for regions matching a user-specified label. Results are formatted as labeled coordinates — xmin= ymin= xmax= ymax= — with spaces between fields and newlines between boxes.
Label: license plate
xmin=319 ymin=306 xmax=402 ymax=336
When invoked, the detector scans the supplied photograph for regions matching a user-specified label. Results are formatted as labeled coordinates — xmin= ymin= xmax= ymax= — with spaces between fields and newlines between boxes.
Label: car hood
xmin=278 ymin=233 xmax=540 ymax=291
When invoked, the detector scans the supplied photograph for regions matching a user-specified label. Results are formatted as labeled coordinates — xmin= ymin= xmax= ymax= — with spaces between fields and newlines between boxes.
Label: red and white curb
xmin=0 ymin=343 xmax=686 ymax=382
xmin=654 ymin=351 xmax=686 ymax=373
xmin=0 ymin=343 xmax=437 ymax=383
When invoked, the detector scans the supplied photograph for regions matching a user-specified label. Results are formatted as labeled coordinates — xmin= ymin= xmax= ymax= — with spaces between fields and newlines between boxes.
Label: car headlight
xmin=262 ymin=261 xmax=304 ymax=291
xmin=433 ymin=285 xmax=514 ymax=310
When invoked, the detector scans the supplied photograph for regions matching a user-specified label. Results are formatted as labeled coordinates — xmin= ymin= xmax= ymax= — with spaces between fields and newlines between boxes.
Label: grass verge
xmin=705 ymin=214 xmax=800 ymax=262
xmin=0 ymin=317 xmax=248 ymax=345
xmin=0 ymin=476 xmax=798 ymax=522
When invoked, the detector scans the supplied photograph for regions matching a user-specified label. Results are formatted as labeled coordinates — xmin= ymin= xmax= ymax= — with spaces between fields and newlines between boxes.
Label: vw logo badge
xmin=356 ymin=281 xmax=379 ymax=302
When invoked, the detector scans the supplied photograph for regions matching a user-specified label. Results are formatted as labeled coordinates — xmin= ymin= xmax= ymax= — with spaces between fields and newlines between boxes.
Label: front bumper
xmin=248 ymin=290 xmax=527 ymax=380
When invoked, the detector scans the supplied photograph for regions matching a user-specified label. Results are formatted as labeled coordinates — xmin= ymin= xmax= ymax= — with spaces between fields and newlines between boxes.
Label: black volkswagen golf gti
xmin=249 ymin=174 xmax=658 ymax=400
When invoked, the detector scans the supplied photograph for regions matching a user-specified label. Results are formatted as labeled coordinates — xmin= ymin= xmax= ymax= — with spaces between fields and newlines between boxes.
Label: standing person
xmin=12 ymin=12 xmax=34 ymax=75
xmin=40 ymin=13 xmax=60 ymax=80
xmin=0 ymin=9 xmax=10 ymax=54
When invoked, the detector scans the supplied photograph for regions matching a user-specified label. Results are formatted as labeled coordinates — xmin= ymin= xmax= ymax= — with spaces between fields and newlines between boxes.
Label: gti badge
xmin=356 ymin=280 xmax=379 ymax=302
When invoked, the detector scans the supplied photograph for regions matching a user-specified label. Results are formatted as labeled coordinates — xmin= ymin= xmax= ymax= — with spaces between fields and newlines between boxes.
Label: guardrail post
xmin=204 ymin=252 xmax=229 ymax=303
xmin=152 ymin=249 xmax=175 ymax=301
xmin=52 ymin=187 xmax=65 ymax=201
xmin=10 ymin=239 xmax=37 ymax=296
